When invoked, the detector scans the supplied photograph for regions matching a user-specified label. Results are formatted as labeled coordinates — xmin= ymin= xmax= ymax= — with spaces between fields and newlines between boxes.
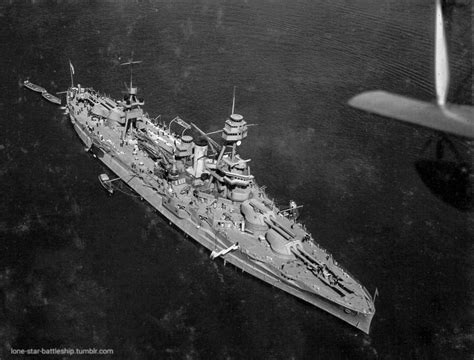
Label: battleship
xmin=23 ymin=62 xmax=376 ymax=333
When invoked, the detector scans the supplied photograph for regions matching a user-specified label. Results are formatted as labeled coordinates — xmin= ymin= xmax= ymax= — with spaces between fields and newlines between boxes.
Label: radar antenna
xmin=120 ymin=52 xmax=142 ymax=94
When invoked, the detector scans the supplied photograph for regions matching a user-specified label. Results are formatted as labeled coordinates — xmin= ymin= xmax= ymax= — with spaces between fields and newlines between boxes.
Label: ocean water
xmin=0 ymin=0 xmax=472 ymax=359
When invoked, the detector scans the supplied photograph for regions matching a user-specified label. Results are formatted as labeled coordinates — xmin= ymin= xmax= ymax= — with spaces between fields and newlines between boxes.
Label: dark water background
xmin=0 ymin=0 xmax=472 ymax=359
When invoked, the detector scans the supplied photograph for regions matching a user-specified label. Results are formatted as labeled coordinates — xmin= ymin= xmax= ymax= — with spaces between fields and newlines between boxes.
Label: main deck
xmin=66 ymin=85 xmax=375 ymax=333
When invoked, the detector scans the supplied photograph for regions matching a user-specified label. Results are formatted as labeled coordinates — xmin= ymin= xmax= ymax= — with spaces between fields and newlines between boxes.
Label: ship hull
xmin=69 ymin=113 xmax=374 ymax=334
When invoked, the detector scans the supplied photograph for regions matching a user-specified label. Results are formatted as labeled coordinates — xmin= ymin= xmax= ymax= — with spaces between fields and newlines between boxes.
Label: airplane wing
xmin=348 ymin=90 xmax=474 ymax=139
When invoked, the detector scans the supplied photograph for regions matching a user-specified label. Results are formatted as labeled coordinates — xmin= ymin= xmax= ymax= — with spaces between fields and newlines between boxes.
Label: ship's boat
xmin=23 ymin=80 xmax=46 ymax=93
xmin=41 ymin=91 xmax=62 ymax=105
xmin=98 ymin=173 xmax=114 ymax=195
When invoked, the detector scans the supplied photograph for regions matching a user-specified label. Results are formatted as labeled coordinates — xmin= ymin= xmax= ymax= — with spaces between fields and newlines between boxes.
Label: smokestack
xmin=193 ymin=138 xmax=208 ymax=178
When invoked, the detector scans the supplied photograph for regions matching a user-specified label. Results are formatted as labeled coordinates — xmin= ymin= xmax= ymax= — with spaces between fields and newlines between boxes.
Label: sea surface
xmin=0 ymin=0 xmax=472 ymax=359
